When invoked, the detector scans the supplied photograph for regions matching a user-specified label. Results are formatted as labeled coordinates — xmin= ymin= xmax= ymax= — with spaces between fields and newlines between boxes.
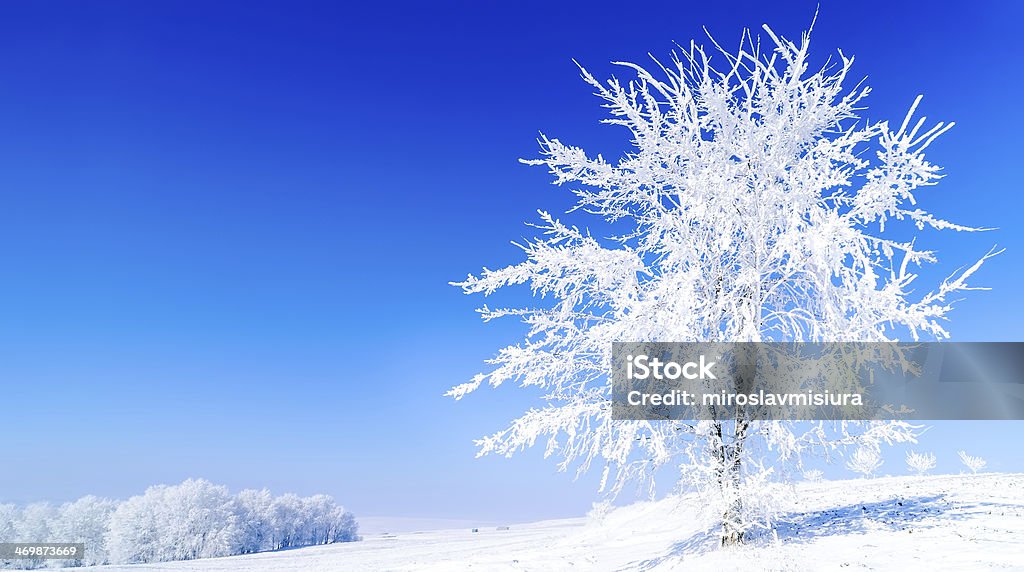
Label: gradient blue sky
xmin=1 ymin=1 xmax=1021 ymax=521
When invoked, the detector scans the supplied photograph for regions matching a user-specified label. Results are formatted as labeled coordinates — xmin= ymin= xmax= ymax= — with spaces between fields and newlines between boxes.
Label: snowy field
xmin=95 ymin=473 xmax=1023 ymax=571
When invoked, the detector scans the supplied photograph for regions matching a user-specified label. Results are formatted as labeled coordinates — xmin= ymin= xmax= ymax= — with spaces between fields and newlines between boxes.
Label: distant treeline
xmin=0 ymin=478 xmax=359 ymax=568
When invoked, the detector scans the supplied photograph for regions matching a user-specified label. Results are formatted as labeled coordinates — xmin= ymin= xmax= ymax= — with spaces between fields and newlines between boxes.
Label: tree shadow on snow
xmin=767 ymin=494 xmax=963 ymax=544
xmin=635 ymin=493 xmax=1013 ymax=570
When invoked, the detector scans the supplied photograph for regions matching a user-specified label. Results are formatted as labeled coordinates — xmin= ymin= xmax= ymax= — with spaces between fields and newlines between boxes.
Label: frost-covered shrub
xmin=905 ymin=451 xmax=936 ymax=475
xmin=846 ymin=447 xmax=883 ymax=478
xmin=958 ymin=451 xmax=987 ymax=474
xmin=587 ymin=501 xmax=615 ymax=523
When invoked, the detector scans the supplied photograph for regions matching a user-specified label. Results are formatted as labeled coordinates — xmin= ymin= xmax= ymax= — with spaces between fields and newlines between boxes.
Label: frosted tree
xmin=327 ymin=506 xmax=359 ymax=544
xmin=160 ymin=479 xmax=243 ymax=560
xmin=450 ymin=21 xmax=996 ymax=545
xmin=107 ymin=479 xmax=243 ymax=564
xmin=2 ymin=503 xmax=56 ymax=569
xmin=846 ymin=446 xmax=883 ymax=478
xmin=268 ymin=493 xmax=304 ymax=550
xmin=0 ymin=504 xmax=15 ymax=544
xmin=958 ymin=450 xmax=987 ymax=474
xmin=51 ymin=495 xmax=117 ymax=566
xmin=0 ymin=504 xmax=20 ymax=570
xmin=14 ymin=503 xmax=56 ymax=546
xmin=234 ymin=489 xmax=357 ymax=554
xmin=237 ymin=488 xmax=275 ymax=553
xmin=106 ymin=486 xmax=164 ymax=564
xmin=299 ymin=495 xmax=358 ymax=545
xmin=905 ymin=451 xmax=936 ymax=476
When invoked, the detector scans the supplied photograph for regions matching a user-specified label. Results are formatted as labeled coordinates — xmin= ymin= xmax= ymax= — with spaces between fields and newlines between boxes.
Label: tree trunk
xmin=720 ymin=415 xmax=748 ymax=546
xmin=718 ymin=343 xmax=755 ymax=546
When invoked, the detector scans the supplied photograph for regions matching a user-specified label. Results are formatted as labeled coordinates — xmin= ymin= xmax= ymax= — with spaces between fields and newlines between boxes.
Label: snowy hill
xmin=95 ymin=473 xmax=1023 ymax=571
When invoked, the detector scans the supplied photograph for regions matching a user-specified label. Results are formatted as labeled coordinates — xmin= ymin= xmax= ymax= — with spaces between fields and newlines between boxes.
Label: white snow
xmin=355 ymin=516 xmax=501 ymax=535
xmin=92 ymin=473 xmax=1024 ymax=571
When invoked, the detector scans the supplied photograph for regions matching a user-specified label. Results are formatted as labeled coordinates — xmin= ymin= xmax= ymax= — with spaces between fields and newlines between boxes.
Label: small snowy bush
xmin=906 ymin=451 xmax=937 ymax=475
xmin=846 ymin=447 xmax=883 ymax=478
xmin=587 ymin=501 xmax=615 ymax=523
xmin=958 ymin=451 xmax=987 ymax=474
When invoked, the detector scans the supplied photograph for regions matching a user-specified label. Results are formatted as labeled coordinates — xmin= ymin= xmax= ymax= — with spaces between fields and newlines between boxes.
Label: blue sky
xmin=0 ymin=1 xmax=1021 ymax=521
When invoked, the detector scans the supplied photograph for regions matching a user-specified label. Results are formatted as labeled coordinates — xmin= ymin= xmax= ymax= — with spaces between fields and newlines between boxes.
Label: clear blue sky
xmin=0 ymin=1 xmax=1021 ymax=521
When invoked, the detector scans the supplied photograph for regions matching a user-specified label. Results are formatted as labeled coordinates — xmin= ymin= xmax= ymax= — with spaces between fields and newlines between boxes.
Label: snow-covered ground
xmin=95 ymin=473 xmax=1023 ymax=571
xmin=356 ymin=516 xmax=502 ymax=535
